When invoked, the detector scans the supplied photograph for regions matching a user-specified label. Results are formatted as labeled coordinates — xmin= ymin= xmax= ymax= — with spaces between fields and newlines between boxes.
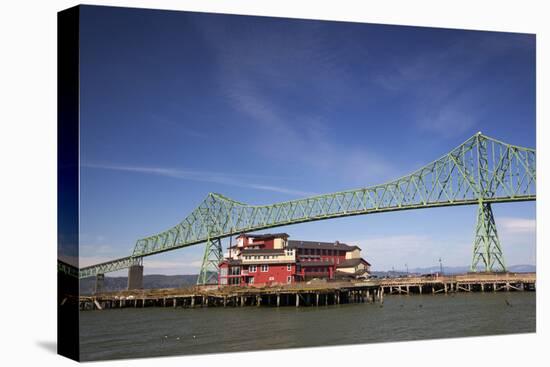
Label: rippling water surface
xmin=79 ymin=292 xmax=535 ymax=361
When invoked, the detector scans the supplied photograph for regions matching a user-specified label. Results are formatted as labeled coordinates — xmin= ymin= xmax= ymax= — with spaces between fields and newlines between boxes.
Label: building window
xmin=287 ymin=276 xmax=292 ymax=283
xmin=261 ymin=264 xmax=269 ymax=272
xmin=249 ymin=265 xmax=257 ymax=273
xmin=287 ymin=264 xmax=291 ymax=271
xmin=249 ymin=277 xmax=254 ymax=284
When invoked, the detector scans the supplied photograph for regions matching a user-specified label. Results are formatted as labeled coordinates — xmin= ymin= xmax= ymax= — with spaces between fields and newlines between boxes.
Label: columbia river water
xmin=79 ymin=292 xmax=535 ymax=361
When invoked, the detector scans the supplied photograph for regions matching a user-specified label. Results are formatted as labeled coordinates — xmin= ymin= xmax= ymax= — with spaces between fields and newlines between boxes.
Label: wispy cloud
xmin=374 ymin=34 xmax=533 ymax=138
xmin=186 ymin=19 xmax=400 ymax=187
xmin=498 ymin=217 xmax=536 ymax=234
xmin=225 ymin=87 xmax=398 ymax=186
xmin=84 ymin=163 xmax=316 ymax=197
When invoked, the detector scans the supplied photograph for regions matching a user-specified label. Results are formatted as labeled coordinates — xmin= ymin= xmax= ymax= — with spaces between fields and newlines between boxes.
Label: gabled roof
xmin=288 ymin=240 xmax=360 ymax=251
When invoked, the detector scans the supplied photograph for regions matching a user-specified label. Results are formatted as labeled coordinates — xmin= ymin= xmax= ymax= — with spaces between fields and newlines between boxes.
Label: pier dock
xmin=79 ymin=272 xmax=535 ymax=311
xmin=379 ymin=272 xmax=536 ymax=295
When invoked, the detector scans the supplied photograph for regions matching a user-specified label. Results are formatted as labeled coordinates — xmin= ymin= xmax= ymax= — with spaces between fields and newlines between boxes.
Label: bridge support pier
xmin=94 ymin=273 xmax=104 ymax=294
xmin=127 ymin=265 xmax=144 ymax=290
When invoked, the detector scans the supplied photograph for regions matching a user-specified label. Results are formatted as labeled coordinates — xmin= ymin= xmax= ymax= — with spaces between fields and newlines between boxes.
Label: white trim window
xmin=287 ymin=264 xmax=292 ymax=271
xmin=249 ymin=265 xmax=257 ymax=273
xmin=249 ymin=277 xmax=254 ymax=284
xmin=287 ymin=276 xmax=292 ymax=283
xmin=261 ymin=264 xmax=269 ymax=272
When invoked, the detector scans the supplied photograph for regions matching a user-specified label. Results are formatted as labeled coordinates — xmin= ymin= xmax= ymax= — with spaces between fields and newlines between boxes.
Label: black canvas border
xmin=57 ymin=5 xmax=80 ymax=361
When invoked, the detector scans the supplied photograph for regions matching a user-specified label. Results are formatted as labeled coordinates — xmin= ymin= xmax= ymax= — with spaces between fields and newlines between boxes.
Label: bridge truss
xmin=79 ymin=133 xmax=536 ymax=283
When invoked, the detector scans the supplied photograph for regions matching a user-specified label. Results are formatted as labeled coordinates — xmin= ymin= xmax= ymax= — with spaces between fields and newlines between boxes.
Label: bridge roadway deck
xmin=78 ymin=272 xmax=535 ymax=310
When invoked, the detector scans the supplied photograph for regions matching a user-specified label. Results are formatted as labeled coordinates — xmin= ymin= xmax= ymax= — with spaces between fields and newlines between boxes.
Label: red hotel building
xmin=218 ymin=233 xmax=371 ymax=287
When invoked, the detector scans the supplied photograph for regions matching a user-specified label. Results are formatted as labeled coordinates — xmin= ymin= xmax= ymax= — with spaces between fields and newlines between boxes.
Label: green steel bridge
xmin=79 ymin=133 xmax=536 ymax=285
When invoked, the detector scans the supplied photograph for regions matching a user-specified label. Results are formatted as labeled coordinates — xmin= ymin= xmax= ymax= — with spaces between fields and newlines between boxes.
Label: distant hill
xmin=80 ymin=274 xmax=198 ymax=295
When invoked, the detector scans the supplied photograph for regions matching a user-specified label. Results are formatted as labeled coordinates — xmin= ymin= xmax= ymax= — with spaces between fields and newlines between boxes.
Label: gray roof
xmin=288 ymin=240 xmax=359 ymax=251
xmin=336 ymin=258 xmax=371 ymax=268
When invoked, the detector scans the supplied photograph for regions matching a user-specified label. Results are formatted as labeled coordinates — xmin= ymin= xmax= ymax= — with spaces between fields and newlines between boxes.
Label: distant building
xmin=218 ymin=233 xmax=371 ymax=287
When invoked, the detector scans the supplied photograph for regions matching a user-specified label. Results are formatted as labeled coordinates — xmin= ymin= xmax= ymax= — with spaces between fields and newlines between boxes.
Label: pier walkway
xmin=79 ymin=272 xmax=535 ymax=311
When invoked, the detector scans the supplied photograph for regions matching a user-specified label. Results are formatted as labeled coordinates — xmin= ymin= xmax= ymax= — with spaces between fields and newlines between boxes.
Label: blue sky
xmin=78 ymin=6 xmax=536 ymax=275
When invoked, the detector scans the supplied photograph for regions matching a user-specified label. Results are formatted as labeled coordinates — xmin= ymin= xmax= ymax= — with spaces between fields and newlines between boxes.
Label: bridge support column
xmin=94 ymin=273 xmax=104 ymax=294
xmin=127 ymin=265 xmax=144 ymax=290
xmin=471 ymin=202 xmax=506 ymax=272
xmin=197 ymin=237 xmax=223 ymax=285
